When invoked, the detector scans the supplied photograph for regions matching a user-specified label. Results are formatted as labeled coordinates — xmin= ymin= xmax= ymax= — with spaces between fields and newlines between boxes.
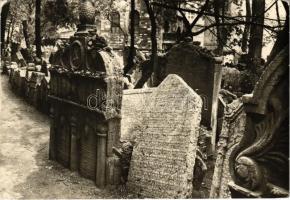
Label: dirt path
xmin=0 ymin=75 xmax=123 ymax=198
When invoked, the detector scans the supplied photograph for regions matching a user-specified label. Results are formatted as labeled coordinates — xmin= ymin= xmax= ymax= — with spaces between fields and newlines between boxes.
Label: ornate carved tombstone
xmin=210 ymin=99 xmax=246 ymax=198
xmin=48 ymin=0 xmax=123 ymax=188
xmin=228 ymin=45 xmax=289 ymax=198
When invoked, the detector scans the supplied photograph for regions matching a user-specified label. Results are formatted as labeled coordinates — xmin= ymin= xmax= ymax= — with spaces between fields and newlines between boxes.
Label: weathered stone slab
xmin=120 ymin=88 xmax=155 ymax=142
xmin=160 ymin=41 xmax=223 ymax=148
xmin=127 ymin=74 xmax=203 ymax=198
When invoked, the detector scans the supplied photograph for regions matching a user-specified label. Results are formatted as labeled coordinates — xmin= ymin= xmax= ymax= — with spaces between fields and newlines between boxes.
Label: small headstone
xmin=127 ymin=74 xmax=203 ymax=198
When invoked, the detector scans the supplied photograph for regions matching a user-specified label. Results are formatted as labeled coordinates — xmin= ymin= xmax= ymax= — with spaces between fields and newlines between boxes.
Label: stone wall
xmin=8 ymin=66 xmax=50 ymax=114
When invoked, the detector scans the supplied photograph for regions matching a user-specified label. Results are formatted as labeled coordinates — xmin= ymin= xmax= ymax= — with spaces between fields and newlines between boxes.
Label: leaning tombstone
xmin=127 ymin=74 xmax=203 ymax=198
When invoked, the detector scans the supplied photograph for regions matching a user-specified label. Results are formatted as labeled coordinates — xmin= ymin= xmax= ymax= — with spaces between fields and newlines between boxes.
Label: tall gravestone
xmin=48 ymin=0 xmax=123 ymax=188
xmin=127 ymin=74 xmax=203 ymax=198
xmin=159 ymin=41 xmax=222 ymax=149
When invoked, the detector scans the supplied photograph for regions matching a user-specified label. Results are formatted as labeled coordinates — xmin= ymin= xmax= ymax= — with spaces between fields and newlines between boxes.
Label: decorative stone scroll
xmin=127 ymin=74 xmax=203 ymax=198
xmin=228 ymin=45 xmax=289 ymax=198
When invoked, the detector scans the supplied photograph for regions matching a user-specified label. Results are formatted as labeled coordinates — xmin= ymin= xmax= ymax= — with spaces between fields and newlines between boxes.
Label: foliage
xmin=5 ymin=0 xmax=35 ymax=44
xmin=221 ymin=66 xmax=241 ymax=94
xmin=43 ymin=0 xmax=79 ymax=27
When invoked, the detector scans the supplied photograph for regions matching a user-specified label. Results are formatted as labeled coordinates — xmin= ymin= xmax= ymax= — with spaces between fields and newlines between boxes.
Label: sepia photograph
xmin=0 ymin=0 xmax=288 ymax=198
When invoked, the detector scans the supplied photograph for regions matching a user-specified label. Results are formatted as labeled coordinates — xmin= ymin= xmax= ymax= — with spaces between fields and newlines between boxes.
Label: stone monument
xmin=126 ymin=74 xmax=203 ymax=198
xmin=210 ymin=99 xmax=246 ymax=198
xmin=48 ymin=0 xmax=123 ymax=188
xmin=228 ymin=45 xmax=289 ymax=198
xmin=159 ymin=40 xmax=223 ymax=149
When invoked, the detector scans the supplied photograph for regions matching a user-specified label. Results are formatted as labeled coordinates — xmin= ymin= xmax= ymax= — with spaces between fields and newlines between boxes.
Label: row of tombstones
xmin=7 ymin=62 xmax=50 ymax=114
xmin=5 ymin=40 xmax=225 ymax=198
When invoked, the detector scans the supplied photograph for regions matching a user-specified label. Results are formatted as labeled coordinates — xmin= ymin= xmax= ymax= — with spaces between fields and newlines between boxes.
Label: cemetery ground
xmin=0 ymin=74 xmax=125 ymax=199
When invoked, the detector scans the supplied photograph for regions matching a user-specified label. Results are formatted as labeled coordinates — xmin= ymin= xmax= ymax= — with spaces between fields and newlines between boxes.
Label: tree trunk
xmin=22 ymin=20 xmax=30 ymax=49
xmin=145 ymin=0 xmax=158 ymax=86
xmin=5 ymin=18 xmax=12 ymax=48
xmin=275 ymin=1 xmax=281 ymax=27
xmin=267 ymin=1 xmax=288 ymax=64
xmin=1 ymin=1 xmax=10 ymax=54
xmin=248 ymin=0 xmax=265 ymax=64
xmin=241 ymin=0 xmax=251 ymax=52
xmin=240 ymin=0 xmax=265 ymax=94
xmin=35 ymin=0 xmax=42 ymax=59
xmin=7 ymin=18 xmax=15 ymax=46
xmin=135 ymin=0 xmax=158 ymax=88
xmin=123 ymin=0 xmax=135 ymax=75
xmin=213 ymin=0 xmax=226 ymax=55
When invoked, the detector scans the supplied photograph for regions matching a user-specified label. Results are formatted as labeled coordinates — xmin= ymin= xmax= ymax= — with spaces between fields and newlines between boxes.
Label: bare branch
xmin=190 ymin=0 xmax=210 ymax=29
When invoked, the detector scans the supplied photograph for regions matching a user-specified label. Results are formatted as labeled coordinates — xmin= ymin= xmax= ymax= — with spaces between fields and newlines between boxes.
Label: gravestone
xmin=120 ymin=88 xmax=155 ymax=142
xmin=160 ymin=41 xmax=223 ymax=148
xmin=127 ymin=74 xmax=203 ymax=198
xmin=228 ymin=45 xmax=289 ymax=198
xmin=48 ymin=0 xmax=123 ymax=188
xmin=210 ymin=98 xmax=246 ymax=198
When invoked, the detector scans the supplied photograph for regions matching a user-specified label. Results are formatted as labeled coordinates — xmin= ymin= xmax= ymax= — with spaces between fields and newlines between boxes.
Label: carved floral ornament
xmin=229 ymin=45 xmax=289 ymax=198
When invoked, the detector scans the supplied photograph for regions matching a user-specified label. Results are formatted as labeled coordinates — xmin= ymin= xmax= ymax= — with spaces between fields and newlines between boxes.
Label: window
xmin=111 ymin=12 xmax=120 ymax=33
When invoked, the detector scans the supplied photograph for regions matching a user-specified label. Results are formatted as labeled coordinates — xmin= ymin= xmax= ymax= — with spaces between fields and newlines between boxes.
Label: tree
xmin=143 ymin=0 xmax=158 ymax=86
xmin=35 ymin=0 xmax=42 ymax=58
xmin=1 ymin=0 xmax=10 ymax=54
xmin=22 ymin=20 xmax=30 ymax=49
xmin=43 ymin=0 xmax=79 ymax=27
xmin=241 ymin=0 xmax=251 ymax=52
xmin=248 ymin=0 xmax=265 ymax=64
xmin=124 ymin=0 xmax=136 ymax=75
xmin=266 ymin=0 xmax=288 ymax=64
xmin=134 ymin=0 xmax=158 ymax=88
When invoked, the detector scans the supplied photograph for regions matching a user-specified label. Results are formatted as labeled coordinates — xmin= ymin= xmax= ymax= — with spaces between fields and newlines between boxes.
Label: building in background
xmin=95 ymin=0 xmax=219 ymax=54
